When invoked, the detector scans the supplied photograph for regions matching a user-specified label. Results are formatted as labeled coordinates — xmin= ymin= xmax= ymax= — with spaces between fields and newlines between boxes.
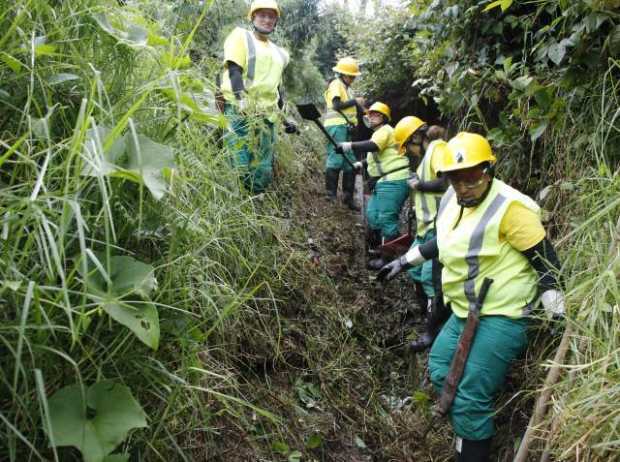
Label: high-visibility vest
xmin=414 ymin=140 xmax=444 ymax=237
xmin=436 ymin=179 xmax=540 ymax=319
xmin=220 ymin=28 xmax=289 ymax=114
xmin=323 ymin=78 xmax=358 ymax=127
xmin=366 ymin=125 xmax=409 ymax=182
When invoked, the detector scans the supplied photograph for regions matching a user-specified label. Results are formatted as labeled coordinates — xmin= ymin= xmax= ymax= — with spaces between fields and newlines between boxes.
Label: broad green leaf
xmin=529 ymin=120 xmax=548 ymax=142
xmin=125 ymin=134 xmax=175 ymax=200
xmin=103 ymin=456 xmax=129 ymax=462
xmin=35 ymin=43 xmax=56 ymax=57
xmin=47 ymin=381 xmax=147 ymax=462
xmin=81 ymin=254 xmax=160 ymax=349
xmin=101 ymin=300 xmax=160 ymax=350
xmin=82 ymin=125 xmax=127 ymax=176
xmin=48 ymin=73 xmax=80 ymax=85
xmin=288 ymin=451 xmax=302 ymax=462
xmin=93 ymin=13 xmax=148 ymax=48
xmin=510 ymin=75 xmax=534 ymax=92
xmin=547 ymin=41 xmax=566 ymax=65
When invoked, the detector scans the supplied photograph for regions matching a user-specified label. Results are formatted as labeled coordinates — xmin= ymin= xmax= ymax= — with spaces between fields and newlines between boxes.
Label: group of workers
xmin=219 ymin=1 xmax=567 ymax=461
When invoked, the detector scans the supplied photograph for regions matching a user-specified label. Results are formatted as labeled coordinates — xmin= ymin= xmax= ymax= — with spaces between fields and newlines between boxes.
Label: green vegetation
xmin=1 ymin=0 xmax=618 ymax=461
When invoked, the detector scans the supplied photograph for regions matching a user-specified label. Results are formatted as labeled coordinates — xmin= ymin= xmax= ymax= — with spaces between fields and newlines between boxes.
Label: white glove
xmin=339 ymin=141 xmax=353 ymax=153
xmin=407 ymin=177 xmax=420 ymax=190
xmin=403 ymin=245 xmax=425 ymax=266
xmin=353 ymin=161 xmax=364 ymax=170
xmin=541 ymin=289 xmax=566 ymax=318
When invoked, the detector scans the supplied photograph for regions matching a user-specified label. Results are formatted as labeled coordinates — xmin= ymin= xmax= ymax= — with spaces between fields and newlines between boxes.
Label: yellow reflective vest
xmin=436 ymin=179 xmax=540 ymax=319
xmin=414 ymin=140 xmax=445 ymax=237
xmin=323 ymin=78 xmax=358 ymax=127
xmin=366 ymin=125 xmax=410 ymax=182
xmin=220 ymin=27 xmax=289 ymax=118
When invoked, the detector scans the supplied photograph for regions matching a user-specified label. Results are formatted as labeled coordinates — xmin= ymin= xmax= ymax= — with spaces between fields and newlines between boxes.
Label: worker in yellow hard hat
xmin=336 ymin=102 xmax=410 ymax=268
xmin=394 ymin=117 xmax=450 ymax=353
xmin=323 ymin=57 xmax=366 ymax=210
xmin=378 ymin=132 xmax=566 ymax=461
xmin=219 ymin=0 xmax=296 ymax=194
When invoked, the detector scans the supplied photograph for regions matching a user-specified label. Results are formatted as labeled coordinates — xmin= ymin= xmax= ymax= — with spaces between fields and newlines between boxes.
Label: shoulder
xmin=496 ymin=180 xmax=540 ymax=213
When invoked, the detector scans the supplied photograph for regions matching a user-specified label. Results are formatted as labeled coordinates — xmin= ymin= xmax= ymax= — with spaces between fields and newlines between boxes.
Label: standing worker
xmin=394 ymin=118 xmax=450 ymax=352
xmin=378 ymin=132 xmax=566 ymax=461
xmin=324 ymin=57 xmax=366 ymax=210
xmin=219 ymin=0 xmax=296 ymax=194
xmin=337 ymin=102 xmax=410 ymax=269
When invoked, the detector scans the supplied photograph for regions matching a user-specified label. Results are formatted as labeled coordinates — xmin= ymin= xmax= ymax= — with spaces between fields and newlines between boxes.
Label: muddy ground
xmin=205 ymin=156 xmax=535 ymax=462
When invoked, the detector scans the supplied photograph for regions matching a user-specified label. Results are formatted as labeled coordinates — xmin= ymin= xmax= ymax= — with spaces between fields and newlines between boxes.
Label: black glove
xmin=335 ymin=144 xmax=344 ymax=155
xmin=284 ymin=120 xmax=299 ymax=134
xmin=377 ymin=255 xmax=410 ymax=282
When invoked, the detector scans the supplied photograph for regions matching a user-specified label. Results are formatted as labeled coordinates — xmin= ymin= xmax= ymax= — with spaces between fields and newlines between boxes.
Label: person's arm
xmin=416 ymin=176 xmax=449 ymax=193
xmin=332 ymin=96 xmax=357 ymax=111
xmin=226 ymin=61 xmax=245 ymax=100
xmin=377 ymin=238 xmax=438 ymax=281
xmin=522 ymin=238 xmax=563 ymax=291
xmin=337 ymin=140 xmax=379 ymax=154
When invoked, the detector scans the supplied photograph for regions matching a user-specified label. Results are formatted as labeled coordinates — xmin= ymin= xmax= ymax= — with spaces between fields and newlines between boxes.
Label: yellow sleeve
xmin=371 ymin=126 xmax=390 ymax=151
xmin=429 ymin=145 xmax=444 ymax=178
xmin=500 ymin=201 xmax=546 ymax=251
xmin=326 ymin=80 xmax=344 ymax=106
xmin=223 ymin=28 xmax=247 ymax=69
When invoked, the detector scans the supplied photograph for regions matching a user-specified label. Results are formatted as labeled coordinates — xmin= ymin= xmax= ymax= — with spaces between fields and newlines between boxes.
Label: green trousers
xmin=224 ymin=105 xmax=275 ymax=194
xmin=429 ymin=314 xmax=528 ymax=440
xmin=325 ymin=124 xmax=355 ymax=171
xmin=407 ymin=229 xmax=436 ymax=297
xmin=366 ymin=178 xmax=409 ymax=239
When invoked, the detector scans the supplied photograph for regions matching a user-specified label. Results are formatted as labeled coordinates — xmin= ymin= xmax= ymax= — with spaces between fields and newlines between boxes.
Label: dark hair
xmin=426 ymin=125 xmax=446 ymax=141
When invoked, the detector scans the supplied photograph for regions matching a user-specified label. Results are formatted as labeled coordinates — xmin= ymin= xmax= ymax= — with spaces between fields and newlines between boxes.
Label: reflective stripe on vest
xmin=437 ymin=180 xmax=539 ymax=319
xmin=414 ymin=141 xmax=443 ymax=236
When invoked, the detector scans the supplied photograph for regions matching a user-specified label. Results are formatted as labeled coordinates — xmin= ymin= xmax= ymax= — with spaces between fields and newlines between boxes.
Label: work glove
xmin=541 ymin=289 xmax=566 ymax=336
xmin=336 ymin=142 xmax=353 ymax=155
xmin=283 ymin=120 xmax=299 ymax=134
xmin=377 ymin=246 xmax=426 ymax=282
xmin=353 ymin=161 xmax=364 ymax=170
xmin=377 ymin=255 xmax=410 ymax=282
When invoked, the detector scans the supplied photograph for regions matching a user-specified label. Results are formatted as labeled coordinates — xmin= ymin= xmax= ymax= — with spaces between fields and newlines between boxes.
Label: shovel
xmin=296 ymin=103 xmax=357 ymax=170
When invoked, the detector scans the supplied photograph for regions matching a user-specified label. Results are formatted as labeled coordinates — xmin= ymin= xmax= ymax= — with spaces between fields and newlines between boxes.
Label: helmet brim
xmin=332 ymin=67 xmax=361 ymax=76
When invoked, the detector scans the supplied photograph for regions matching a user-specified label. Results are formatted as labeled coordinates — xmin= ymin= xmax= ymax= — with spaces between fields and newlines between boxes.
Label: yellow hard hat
xmin=248 ymin=0 xmax=280 ymax=21
xmin=394 ymin=116 xmax=427 ymax=152
xmin=439 ymin=132 xmax=497 ymax=173
xmin=367 ymin=102 xmax=391 ymax=121
xmin=332 ymin=57 xmax=361 ymax=76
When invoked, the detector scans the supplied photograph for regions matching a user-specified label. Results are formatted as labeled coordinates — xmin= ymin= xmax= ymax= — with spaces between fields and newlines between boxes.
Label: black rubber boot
xmin=325 ymin=168 xmax=339 ymax=201
xmin=342 ymin=170 xmax=359 ymax=211
xmin=367 ymin=229 xmax=382 ymax=256
xmin=456 ymin=437 xmax=491 ymax=462
xmin=409 ymin=296 xmax=449 ymax=353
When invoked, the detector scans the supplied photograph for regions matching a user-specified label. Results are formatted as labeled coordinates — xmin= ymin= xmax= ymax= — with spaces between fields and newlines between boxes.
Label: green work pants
xmin=366 ymin=178 xmax=409 ymax=239
xmin=224 ymin=104 xmax=275 ymax=194
xmin=429 ymin=314 xmax=528 ymax=440
xmin=325 ymin=124 xmax=354 ymax=171
xmin=407 ymin=229 xmax=436 ymax=297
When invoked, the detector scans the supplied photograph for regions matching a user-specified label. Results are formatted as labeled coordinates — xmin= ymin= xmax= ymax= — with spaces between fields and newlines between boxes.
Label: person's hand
xmin=353 ymin=161 xmax=364 ymax=170
xmin=541 ymin=289 xmax=566 ymax=318
xmin=377 ymin=255 xmax=409 ymax=282
xmin=284 ymin=120 xmax=299 ymax=134
xmin=336 ymin=142 xmax=353 ymax=154
xmin=407 ymin=174 xmax=420 ymax=191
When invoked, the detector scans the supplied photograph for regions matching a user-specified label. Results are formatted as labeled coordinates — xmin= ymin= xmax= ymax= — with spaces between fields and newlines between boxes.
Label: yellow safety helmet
xmin=367 ymin=102 xmax=391 ymax=121
xmin=248 ymin=0 xmax=280 ymax=21
xmin=439 ymin=132 xmax=497 ymax=173
xmin=332 ymin=57 xmax=361 ymax=76
xmin=394 ymin=116 xmax=427 ymax=152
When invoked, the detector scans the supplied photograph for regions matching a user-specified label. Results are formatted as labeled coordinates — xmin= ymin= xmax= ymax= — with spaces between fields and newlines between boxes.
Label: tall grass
xmin=0 ymin=1 xmax=313 ymax=460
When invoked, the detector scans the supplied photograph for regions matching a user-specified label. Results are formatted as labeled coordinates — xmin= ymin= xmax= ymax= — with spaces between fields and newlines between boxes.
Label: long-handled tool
xmin=296 ymin=103 xmax=357 ymax=170
xmin=422 ymin=277 xmax=494 ymax=438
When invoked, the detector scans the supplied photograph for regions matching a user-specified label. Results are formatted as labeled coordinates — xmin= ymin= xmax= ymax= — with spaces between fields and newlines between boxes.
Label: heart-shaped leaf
xmin=47 ymin=381 xmax=147 ymax=462
xmin=81 ymin=254 xmax=160 ymax=349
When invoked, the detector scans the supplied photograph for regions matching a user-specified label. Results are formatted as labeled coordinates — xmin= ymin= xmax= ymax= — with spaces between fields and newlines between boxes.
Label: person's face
xmin=341 ymin=75 xmax=355 ymax=85
xmin=405 ymin=132 xmax=424 ymax=157
xmin=252 ymin=9 xmax=278 ymax=34
xmin=446 ymin=165 xmax=491 ymax=205
xmin=367 ymin=111 xmax=384 ymax=128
